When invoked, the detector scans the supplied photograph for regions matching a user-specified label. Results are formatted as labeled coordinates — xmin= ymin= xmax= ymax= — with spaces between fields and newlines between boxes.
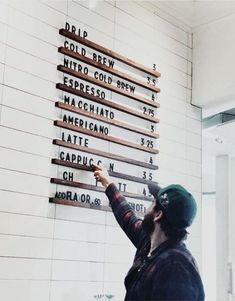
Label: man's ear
xmin=153 ymin=210 xmax=163 ymax=223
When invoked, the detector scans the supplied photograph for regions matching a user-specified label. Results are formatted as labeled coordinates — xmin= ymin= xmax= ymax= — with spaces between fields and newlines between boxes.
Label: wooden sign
xmin=50 ymin=22 xmax=161 ymax=214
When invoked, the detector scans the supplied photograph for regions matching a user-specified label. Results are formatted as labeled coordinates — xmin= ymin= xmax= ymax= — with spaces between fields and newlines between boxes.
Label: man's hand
xmin=92 ymin=164 xmax=113 ymax=188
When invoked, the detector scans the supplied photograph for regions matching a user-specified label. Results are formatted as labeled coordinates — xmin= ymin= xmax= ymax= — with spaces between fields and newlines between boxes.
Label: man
xmin=93 ymin=165 xmax=205 ymax=301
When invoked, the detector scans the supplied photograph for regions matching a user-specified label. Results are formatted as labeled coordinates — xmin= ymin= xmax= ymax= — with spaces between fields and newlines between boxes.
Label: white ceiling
xmin=156 ymin=1 xmax=235 ymax=28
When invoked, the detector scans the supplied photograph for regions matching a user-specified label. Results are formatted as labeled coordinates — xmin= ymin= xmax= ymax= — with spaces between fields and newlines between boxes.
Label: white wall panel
xmin=54 ymin=219 xmax=106 ymax=243
xmin=5 ymin=47 xmax=59 ymax=82
xmin=0 ymin=234 xmax=52 ymax=258
xmin=53 ymin=240 xmax=105 ymax=262
xmin=4 ymin=66 xmax=56 ymax=100
xmin=0 ymin=211 xmax=53 ymax=238
xmin=50 ymin=281 xmax=103 ymax=301
xmin=74 ymin=0 xmax=116 ymax=22
xmin=0 ymin=280 xmax=50 ymax=301
xmin=52 ymin=260 xmax=104 ymax=281
xmin=0 ymin=42 xmax=6 ymax=63
xmin=0 ymin=257 xmax=51 ymax=279
xmin=2 ymin=86 xmax=56 ymax=119
xmin=0 ymin=168 xmax=50 ymax=196
xmin=40 ymin=0 xmax=68 ymax=14
xmin=0 ymin=147 xmax=53 ymax=177
xmin=8 ymin=0 xmax=66 ymax=29
xmin=0 ymin=62 xmax=4 ymax=83
xmin=0 ymin=127 xmax=53 ymax=157
xmin=8 ymin=7 xmax=60 ymax=46
xmin=0 ymin=190 xmax=52 ymax=217
xmin=0 ymin=106 xmax=54 ymax=138
xmin=68 ymin=1 xmax=115 ymax=38
xmin=0 ymin=3 xmax=9 ymax=24
xmin=7 ymin=27 xmax=59 ymax=64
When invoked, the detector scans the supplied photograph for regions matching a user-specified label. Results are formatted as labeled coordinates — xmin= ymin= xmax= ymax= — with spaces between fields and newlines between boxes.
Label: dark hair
xmin=154 ymin=205 xmax=188 ymax=242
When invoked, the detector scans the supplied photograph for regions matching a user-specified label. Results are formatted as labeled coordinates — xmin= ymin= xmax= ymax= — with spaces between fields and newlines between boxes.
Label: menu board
xmin=49 ymin=22 xmax=161 ymax=216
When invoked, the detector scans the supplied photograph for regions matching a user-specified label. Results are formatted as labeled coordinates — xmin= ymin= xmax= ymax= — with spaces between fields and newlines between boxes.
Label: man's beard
xmin=142 ymin=211 xmax=155 ymax=235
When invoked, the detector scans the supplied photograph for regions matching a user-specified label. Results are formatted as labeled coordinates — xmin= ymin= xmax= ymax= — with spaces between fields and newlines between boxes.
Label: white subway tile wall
xmin=0 ymin=1 xmax=202 ymax=300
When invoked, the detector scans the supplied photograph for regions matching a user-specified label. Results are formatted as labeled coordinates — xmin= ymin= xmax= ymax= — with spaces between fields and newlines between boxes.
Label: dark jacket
xmin=106 ymin=183 xmax=205 ymax=301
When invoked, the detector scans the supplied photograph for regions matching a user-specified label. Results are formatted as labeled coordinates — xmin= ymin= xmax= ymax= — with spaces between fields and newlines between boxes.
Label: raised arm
xmin=93 ymin=165 xmax=144 ymax=247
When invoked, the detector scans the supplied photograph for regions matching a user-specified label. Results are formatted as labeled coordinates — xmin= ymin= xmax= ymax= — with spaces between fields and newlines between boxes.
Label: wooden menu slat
xmin=53 ymin=139 xmax=158 ymax=170
xmin=59 ymin=28 xmax=161 ymax=78
xmin=49 ymin=197 xmax=112 ymax=212
xmin=54 ymin=120 xmax=159 ymax=154
xmin=49 ymin=198 xmax=145 ymax=216
xmin=56 ymin=101 xmax=159 ymax=139
xmin=51 ymin=178 xmax=153 ymax=201
xmin=56 ymin=83 xmax=159 ymax=123
xmin=59 ymin=47 xmax=160 ymax=93
xmin=52 ymin=158 xmax=158 ymax=185
xmin=58 ymin=65 xmax=160 ymax=108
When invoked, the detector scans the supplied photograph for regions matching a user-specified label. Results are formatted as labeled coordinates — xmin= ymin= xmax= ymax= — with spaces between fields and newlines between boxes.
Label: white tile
xmin=53 ymin=240 xmax=105 ymax=262
xmin=186 ymin=161 xmax=201 ymax=178
xmin=55 ymin=204 xmax=106 ymax=225
xmin=159 ymin=138 xmax=187 ymax=159
xmin=0 ymin=257 xmax=51 ymax=279
xmin=186 ymin=116 xmax=202 ymax=135
xmin=0 ymin=147 xmax=53 ymax=177
xmin=2 ymin=86 xmax=57 ymax=119
xmin=75 ymin=0 xmax=116 ymax=22
xmin=7 ymin=27 xmax=59 ymax=64
xmin=52 ymin=260 xmax=104 ymax=281
xmin=0 ymin=42 xmax=6 ymax=63
xmin=40 ymin=0 xmax=68 ymax=14
xmin=0 ymin=2 xmax=9 ymax=24
xmin=187 ymin=146 xmax=201 ymax=163
xmin=159 ymin=123 xmax=186 ymax=144
xmin=0 ymin=83 xmax=3 ymax=107
xmin=0 ymin=106 xmax=54 ymax=138
xmin=0 ymin=190 xmax=53 ymax=217
xmin=104 ymin=262 xmax=128 ymax=281
xmin=153 ymin=10 xmax=188 ymax=45
xmin=5 ymin=46 xmax=59 ymax=82
xmin=0 ymin=168 xmax=51 ymax=196
xmin=4 ymin=66 xmax=56 ymax=100
xmin=9 ymin=0 xmax=66 ymax=29
xmin=54 ymin=219 xmax=106 ymax=243
xmin=158 ymin=63 xmax=188 ymax=88
xmin=103 ymin=281 xmax=126 ymax=301
xmin=0 ymin=126 xmax=53 ymax=157
xmin=8 ymin=7 xmax=60 ymax=46
xmin=105 ymin=244 xmax=135 ymax=264
xmin=105 ymin=225 xmax=132 ymax=246
xmin=159 ymin=153 xmax=187 ymax=175
xmin=0 ymin=211 xmax=54 ymax=238
xmin=116 ymin=1 xmax=155 ymax=28
xmin=186 ymin=131 xmax=202 ymax=149
xmin=159 ymin=107 xmax=186 ymax=129
xmin=186 ymin=103 xmax=202 ymax=121
xmin=68 ymin=1 xmax=115 ymax=38
xmin=186 ymin=175 xmax=202 ymax=193
xmin=0 ymin=280 xmax=50 ymax=301
xmin=50 ymin=281 xmax=103 ymax=301
xmin=0 ymin=62 xmax=4 ymax=83
xmin=0 ymin=234 xmax=53 ymax=258
xmin=160 ymin=78 xmax=187 ymax=102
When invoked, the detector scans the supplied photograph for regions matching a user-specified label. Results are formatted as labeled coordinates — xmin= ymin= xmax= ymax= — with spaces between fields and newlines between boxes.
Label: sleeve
xmin=105 ymin=183 xmax=144 ymax=248
xmin=151 ymin=261 xmax=200 ymax=301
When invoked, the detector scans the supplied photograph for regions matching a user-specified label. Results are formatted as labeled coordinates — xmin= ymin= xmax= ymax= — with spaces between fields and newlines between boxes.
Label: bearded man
xmin=93 ymin=165 xmax=205 ymax=301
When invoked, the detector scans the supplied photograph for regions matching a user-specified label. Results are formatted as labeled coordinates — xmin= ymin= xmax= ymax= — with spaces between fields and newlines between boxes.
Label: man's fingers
xmin=92 ymin=164 xmax=102 ymax=171
xmin=94 ymin=171 xmax=101 ymax=176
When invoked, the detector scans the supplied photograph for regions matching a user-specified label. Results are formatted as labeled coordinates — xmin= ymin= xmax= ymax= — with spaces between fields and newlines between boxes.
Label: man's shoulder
xmin=157 ymin=242 xmax=199 ymax=273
